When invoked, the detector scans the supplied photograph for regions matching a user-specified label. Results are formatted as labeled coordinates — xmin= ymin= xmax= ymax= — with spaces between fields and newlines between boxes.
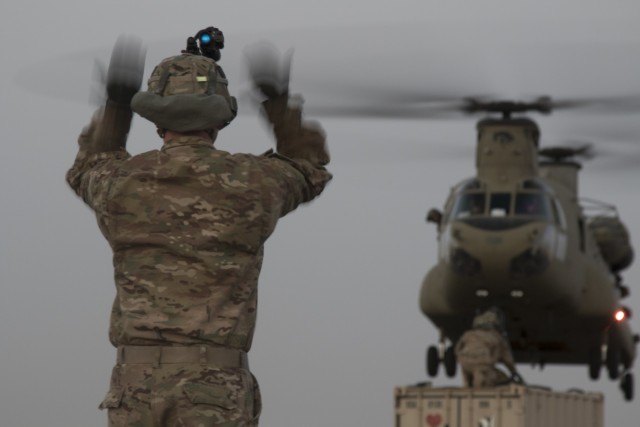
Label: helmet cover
xmin=472 ymin=307 xmax=504 ymax=330
xmin=131 ymin=54 xmax=237 ymax=132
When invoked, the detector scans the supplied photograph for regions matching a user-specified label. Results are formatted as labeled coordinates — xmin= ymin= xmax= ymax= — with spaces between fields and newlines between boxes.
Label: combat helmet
xmin=131 ymin=53 xmax=237 ymax=132
xmin=472 ymin=307 xmax=505 ymax=330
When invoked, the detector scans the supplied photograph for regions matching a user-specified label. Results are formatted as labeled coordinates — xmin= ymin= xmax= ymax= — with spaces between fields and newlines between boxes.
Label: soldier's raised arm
xmin=245 ymin=42 xmax=332 ymax=216
xmin=66 ymin=36 xmax=145 ymax=212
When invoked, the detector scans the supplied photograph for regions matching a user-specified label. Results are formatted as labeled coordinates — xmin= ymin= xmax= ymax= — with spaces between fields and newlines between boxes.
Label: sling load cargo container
xmin=394 ymin=383 xmax=603 ymax=427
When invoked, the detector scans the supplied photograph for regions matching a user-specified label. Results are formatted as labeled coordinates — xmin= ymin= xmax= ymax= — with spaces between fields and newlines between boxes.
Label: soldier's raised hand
xmin=244 ymin=41 xmax=292 ymax=100
xmin=106 ymin=35 xmax=146 ymax=106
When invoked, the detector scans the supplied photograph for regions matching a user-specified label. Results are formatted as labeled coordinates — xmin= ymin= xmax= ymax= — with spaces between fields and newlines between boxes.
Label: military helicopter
xmin=414 ymin=97 xmax=637 ymax=400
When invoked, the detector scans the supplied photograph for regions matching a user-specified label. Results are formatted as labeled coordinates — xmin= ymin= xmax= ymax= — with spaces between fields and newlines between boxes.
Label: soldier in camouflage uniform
xmin=454 ymin=307 xmax=521 ymax=388
xmin=66 ymin=36 xmax=331 ymax=426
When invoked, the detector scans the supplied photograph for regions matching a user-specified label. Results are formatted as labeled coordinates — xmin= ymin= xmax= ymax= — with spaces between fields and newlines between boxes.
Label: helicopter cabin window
xmin=451 ymin=193 xmax=486 ymax=218
xmin=521 ymin=179 xmax=547 ymax=190
xmin=489 ymin=193 xmax=511 ymax=217
xmin=514 ymin=193 xmax=553 ymax=220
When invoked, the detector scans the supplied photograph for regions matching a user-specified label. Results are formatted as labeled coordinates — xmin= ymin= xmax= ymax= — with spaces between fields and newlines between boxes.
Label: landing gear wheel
xmin=444 ymin=346 xmax=457 ymax=377
xmin=607 ymin=346 xmax=621 ymax=380
xmin=588 ymin=347 xmax=601 ymax=380
xmin=427 ymin=345 xmax=439 ymax=377
xmin=620 ymin=372 xmax=634 ymax=401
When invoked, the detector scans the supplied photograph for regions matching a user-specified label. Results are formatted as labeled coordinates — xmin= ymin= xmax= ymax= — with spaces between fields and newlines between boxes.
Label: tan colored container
xmin=394 ymin=383 xmax=603 ymax=427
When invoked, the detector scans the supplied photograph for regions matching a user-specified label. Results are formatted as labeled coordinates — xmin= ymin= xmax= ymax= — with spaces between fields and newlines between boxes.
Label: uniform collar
xmin=161 ymin=136 xmax=215 ymax=151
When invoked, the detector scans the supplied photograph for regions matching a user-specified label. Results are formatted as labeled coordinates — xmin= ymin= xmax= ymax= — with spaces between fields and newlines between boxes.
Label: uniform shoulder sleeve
xmin=66 ymin=151 xmax=130 ymax=214
xmin=66 ymin=108 xmax=131 ymax=213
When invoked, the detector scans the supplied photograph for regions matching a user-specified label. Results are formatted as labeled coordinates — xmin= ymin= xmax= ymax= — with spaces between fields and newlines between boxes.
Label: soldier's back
xmin=101 ymin=137 xmax=299 ymax=349
xmin=455 ymin=329 xmax=505 ymax=366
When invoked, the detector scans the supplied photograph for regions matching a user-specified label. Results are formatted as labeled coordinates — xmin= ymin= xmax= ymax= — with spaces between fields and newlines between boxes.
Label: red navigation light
xmin=615 ymin=310 xmax=626 ymax=322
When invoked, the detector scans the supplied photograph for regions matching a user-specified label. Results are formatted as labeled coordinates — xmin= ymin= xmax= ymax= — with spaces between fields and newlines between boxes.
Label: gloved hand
xmin=244 ymin=41 xmax=292 ymax=100
xmin=105 ymin=35 xmax=146 ymax=106
xmin=245 ymin=41 xmax=329 ymax=166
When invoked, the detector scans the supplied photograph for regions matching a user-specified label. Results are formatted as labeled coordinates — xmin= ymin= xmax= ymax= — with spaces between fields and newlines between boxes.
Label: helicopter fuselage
xmin=420 ymin=117 xmax=636 ymax=370
xmin=422 ymin=214 xmax=624 ymax=364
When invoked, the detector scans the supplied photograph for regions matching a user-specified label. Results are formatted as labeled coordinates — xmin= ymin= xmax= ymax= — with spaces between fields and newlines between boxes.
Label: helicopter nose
xmin=450 ymin=248 xmax=482 ymax=276
xmin=510 ymin=247 xmax=550 ymax=278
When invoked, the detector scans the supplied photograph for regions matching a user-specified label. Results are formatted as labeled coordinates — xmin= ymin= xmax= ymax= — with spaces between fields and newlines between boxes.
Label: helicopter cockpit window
xmin=489 ymin=193 xmax=511 ymax=217
xmin=450 ymin=189 xmax=557 ymax=229
xmin=459 ymin=179 xmax=482 ymax=191
xmin=451 ymin=193 xmax=486 ymax=218
xmin=515 ymin=192 xmax=552 ymax=219
xmin=521 ymin=179 xmax=547 ymax=190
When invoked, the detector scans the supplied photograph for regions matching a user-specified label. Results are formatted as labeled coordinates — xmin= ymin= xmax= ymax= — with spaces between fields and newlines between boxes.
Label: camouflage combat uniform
xmin=454 ymin=328 xmax=516 ymax=388
xmin=67 ymin=96 xmax=331 ymax=425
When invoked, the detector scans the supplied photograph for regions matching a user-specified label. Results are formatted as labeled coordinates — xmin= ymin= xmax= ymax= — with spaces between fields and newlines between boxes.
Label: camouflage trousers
xmin=99 ymin=360 xmax=261 ymax=426
xmin=460 ymin=364 xmax=510 ymax=388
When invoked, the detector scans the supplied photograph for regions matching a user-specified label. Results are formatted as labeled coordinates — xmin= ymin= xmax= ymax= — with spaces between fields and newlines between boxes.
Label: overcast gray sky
xmin=2 ymin=1 xmax=640 ymax=426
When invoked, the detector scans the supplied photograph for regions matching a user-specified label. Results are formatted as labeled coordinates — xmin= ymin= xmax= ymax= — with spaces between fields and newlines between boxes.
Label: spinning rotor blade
xmin=538 ymin=143 xmax=595 ymax=161
xmin=528 ymin=95 xmax=640 ymax=114
xmin=305 ymin=100 xmax=469 ymax=120
xmin=307 ymin=94 xmax=640 ymax=121
xmin=540 ymin=125 xmax=640 ymax=171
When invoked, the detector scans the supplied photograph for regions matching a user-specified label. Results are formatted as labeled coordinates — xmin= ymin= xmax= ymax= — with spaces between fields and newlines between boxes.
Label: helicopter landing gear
xmin=606 ymin=344 xmax=621 ymax=380
xmin=427 ymin=345 xmax=439 ymax=377
xmin=588 ymin=347 xmax=602 ymax=380
xmin=444 ymin=345 xmax=457 ymax=377
xmin=426 ymin=341 xmax=457 ymax=378
xmin=620 ymin=371 xmax=634 ymax=401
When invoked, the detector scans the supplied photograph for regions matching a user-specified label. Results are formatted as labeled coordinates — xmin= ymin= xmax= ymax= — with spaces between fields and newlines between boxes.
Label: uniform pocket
xmin=98 ymin=387 xmax=124 ymax=410
xmin=250 ymin=373 xmax=262 ymax=422
xmin=183 ymin=383 xmax=237 ymax=410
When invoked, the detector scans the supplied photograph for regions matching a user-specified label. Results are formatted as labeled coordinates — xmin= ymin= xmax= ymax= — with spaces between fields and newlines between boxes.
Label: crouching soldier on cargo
xmin=455 ymin=308 xmax=523 ymax=388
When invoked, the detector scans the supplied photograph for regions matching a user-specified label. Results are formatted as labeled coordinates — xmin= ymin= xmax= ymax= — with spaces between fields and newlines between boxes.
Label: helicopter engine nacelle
xmin=588 ymin=216 xmax=634 ymax=272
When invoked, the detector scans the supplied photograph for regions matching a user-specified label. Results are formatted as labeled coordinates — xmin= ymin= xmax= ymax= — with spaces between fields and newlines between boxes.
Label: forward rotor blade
xmin=305 ymin=101 xmax=468 ymax=120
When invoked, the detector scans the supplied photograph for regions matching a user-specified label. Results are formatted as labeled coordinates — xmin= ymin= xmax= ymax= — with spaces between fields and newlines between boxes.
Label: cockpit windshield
xmin=514 ymin=192 xmax=552 ymax=218
xmin=451 ymin=193 xmax=486 ymax=218
xmin=489 ymin=193 xmax=510 ymax=217
xmin=450 ymin=190 xmax=555 ymax=225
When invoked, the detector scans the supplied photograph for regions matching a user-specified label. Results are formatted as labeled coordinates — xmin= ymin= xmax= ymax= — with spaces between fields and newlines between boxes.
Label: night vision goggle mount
xmin=184 ymin=27 xmax=225 ymax=61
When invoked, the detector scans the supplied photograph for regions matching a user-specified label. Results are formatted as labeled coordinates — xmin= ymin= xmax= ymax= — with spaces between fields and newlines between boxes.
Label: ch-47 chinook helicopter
xmin=419 ymin=97 xmax=637 ymax=400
